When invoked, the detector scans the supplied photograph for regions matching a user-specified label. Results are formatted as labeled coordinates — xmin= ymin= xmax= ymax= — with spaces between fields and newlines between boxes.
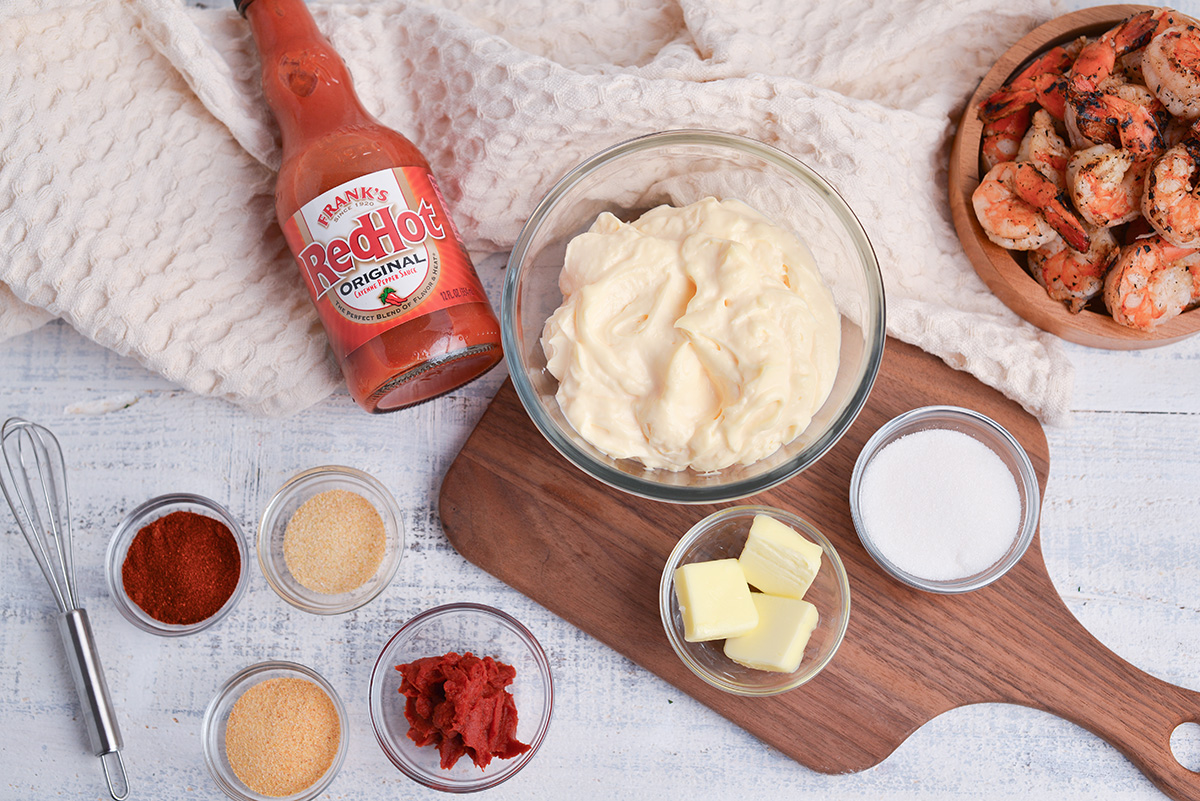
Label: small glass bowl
xmin=849 ymin=405 xmax=1041 ymax=593
xmin=105 ymin=493 xmax=249 ymax=636
xmin=257 ymin=465 xmax=404 ymax=614
xmin=369 ymin=603 xmax=554 ymax=793
xmin=659 ymin=505 xmax=851 ymax=697
xmin=201 ymin=660 xmax=349 ymax=801
xmin=503 ymin=129 xmax=886 ymax=504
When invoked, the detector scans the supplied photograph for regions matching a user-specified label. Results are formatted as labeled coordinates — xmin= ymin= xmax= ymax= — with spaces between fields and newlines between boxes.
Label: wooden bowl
xmin=948 ymin=4 xmax=1200 ymax=349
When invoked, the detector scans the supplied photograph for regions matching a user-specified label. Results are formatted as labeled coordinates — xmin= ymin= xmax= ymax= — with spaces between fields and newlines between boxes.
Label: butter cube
xmin=673 ymin=559 xmax=758 ymax=642
xmin=723 ymin=593 xmax=819 ymax=673
xmin=738 ymin=514 xmax=824 ymax=599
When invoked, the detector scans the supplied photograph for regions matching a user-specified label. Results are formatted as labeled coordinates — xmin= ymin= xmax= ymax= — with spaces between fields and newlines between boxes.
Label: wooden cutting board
xmin=439 ymin=338 xmax=1200 ymax=800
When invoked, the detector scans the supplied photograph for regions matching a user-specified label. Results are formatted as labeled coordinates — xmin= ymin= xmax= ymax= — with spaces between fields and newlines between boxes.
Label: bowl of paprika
xmin=106 ymin=493 xmax=249 ymax=636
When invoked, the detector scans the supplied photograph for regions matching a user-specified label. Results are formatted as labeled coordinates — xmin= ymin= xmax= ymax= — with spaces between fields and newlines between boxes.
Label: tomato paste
xmin=396 ymin=652 xmax=530 ymax=770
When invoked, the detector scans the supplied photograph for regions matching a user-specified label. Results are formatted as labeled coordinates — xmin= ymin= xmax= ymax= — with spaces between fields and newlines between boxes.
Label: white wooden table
xmin=2 ymin=246 xmax=1198 ymax=800
xmin=5 ymin=0 xmax=1200 ymax=793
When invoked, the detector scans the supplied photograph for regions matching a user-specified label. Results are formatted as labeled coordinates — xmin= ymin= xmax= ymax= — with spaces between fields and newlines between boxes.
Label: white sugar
xmin=858 ymin=428 xmax=1020 ymax=581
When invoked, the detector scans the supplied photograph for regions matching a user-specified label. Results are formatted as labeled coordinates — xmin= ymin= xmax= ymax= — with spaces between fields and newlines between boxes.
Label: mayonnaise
xmin=541 ymin=197 xmax=840 ymax=473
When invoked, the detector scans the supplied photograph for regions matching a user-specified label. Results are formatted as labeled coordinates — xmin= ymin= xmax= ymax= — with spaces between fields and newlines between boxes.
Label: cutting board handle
xmin=1030 ymin=613 xmax=1200 ymax=800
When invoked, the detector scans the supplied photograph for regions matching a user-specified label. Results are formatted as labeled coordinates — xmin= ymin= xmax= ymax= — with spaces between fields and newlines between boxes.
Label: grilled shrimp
xmin=973 ymin=161 xmax=1090 ymax=251
xmin=1067 ymin=90 xmax=1165 ymax=156
xmin=1068 ymin=10 xmax=1164 ymax=96
xmin=1143 ymin=22 xmax=1200 ymax=119
xmin=1143 ymin=135 xmax=1200 ymax=246
xmin=1028 ymin=226 xmax=1119 ymax=313
xmin=973 ymin=162 xmax=1058 ymax=250
xmin=1065 ymin=87 xmax=1167 ymax=228
xmin=982 ymin=105 xmax=1032 ymax=170
xmin=1104 ymin=234 xmax=1200 ymax=328
xmin=1067 ymin=143 xmax=1150 ymax=227
xmin=981 ymin=41 xmax=1082 ymax=123
xmin=1018 ymin=109 xmax=1071 ymax=187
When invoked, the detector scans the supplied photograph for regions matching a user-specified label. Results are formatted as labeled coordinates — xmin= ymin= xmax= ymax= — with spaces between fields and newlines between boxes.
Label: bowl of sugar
xmin=848 ymin=405 xmax=1040 ymax=594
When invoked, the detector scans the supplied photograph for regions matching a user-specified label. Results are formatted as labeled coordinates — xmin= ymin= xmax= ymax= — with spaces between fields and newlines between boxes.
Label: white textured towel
xmin=0 ymin=0 xmax=1078 ymax=421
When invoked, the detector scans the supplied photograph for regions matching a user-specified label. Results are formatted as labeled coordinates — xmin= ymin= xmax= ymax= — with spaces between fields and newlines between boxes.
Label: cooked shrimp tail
xmin=1069 ymin=10 xmax=1160 ymax=95
xmin=982 ymin=106 xmax=1033 ymax=169
xmin=983 ymin=73 xmax=1068 ymax=121
xmin=980 ymin=43 xmax=1079 ymax=123
xmin=1012 ymin=162 xmax=1092 ymax=251
xmin=1037 ymin=76 xmax=1069 ymax=121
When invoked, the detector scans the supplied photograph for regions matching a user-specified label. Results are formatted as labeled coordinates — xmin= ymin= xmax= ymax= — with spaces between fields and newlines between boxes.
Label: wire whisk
xmin=0 ymin=417 xmax=129 ymax=801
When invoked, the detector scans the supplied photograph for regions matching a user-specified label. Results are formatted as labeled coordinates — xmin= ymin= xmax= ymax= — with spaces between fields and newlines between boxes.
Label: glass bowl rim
xmin=848 ymin=404 xmax=1041 ymax=594
xmin=200 ymin=659 xmax=349 ymax=801
xmin=501 ymin=128 xmax=886 ymax=504
xmin=105 ymin=492 xmax=249 ymax=637
xmin=367 ymin=601 xmax=555 ymax=792
xmin=658 ymin=504 xmax=852 ymax=697
xmin=256 ymin=464 xmax=405 ymax=615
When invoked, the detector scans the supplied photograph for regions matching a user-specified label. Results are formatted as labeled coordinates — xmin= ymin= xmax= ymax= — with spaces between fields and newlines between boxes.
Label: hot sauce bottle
xmin=237 ymin=0 xmax=502 ymax=412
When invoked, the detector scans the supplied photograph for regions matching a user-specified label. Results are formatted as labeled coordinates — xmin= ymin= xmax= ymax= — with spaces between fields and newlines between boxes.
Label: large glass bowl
xmin=502 ymin=130 xmax=886 ymax=503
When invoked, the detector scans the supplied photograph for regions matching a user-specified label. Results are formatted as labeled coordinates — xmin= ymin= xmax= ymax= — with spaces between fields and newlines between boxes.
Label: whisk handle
xmin=58 ymin=609 xmax=128 ymax=800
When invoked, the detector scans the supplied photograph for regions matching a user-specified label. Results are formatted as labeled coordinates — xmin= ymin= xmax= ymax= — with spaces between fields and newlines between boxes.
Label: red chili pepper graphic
xmin=379 ymin=287 xmax=406 ymax=307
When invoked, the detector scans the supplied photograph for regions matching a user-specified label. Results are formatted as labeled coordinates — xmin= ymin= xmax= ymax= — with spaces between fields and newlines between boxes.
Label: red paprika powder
xmin=121 ymin=510 xmax=241 ymax=625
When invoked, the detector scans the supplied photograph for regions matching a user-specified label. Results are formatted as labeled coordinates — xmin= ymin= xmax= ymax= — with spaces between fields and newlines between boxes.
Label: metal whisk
xmin=0 ymin=418 xmax=128 ymax=801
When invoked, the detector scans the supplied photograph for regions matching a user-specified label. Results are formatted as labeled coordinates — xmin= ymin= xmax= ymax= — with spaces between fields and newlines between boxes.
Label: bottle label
xmin=282 ymin=167 xmax=489 ymax=359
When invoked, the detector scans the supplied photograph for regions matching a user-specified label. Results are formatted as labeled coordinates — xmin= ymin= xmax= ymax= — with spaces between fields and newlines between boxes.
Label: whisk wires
xmin=0 ymin=418 xmax=77 ymax=613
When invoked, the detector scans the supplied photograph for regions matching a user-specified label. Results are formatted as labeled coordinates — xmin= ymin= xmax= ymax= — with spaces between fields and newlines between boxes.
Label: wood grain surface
xmin=948 ymin=4 xmax=1200 ymax=350
xmin=440 ymin=337 xmax=1200 ymax=800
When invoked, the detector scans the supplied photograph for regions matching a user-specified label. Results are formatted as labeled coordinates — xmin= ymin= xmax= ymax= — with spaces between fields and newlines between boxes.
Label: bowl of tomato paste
xmin=368 ymin=603 xmax=554 ymax=792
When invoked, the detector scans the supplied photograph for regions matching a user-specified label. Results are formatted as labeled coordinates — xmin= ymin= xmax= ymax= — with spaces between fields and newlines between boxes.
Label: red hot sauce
xmin=238 ymin=0 xmax=502 ymax=413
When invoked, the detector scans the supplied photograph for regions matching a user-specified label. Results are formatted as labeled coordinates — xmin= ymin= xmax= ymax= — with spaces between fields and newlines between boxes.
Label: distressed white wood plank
xmin=1062 ymin=339 xmax=1200 ymax=415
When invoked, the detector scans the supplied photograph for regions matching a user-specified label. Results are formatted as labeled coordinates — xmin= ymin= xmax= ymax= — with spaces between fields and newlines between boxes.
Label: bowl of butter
xmin=659 ymin=505 xmax=850 ymax=696
xmin=502 ymin=130 xmax=886 ymax=504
